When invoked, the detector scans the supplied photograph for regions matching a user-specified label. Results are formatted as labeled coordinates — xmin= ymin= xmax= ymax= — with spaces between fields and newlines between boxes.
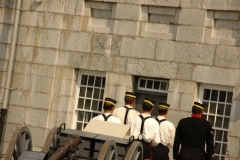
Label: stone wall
xmin=0 ymin=0 xmax=240 ymax=159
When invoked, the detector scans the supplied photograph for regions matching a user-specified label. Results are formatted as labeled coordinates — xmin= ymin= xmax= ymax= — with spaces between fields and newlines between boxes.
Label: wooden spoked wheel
xmin=98 ymin=140 xmax=118 ymax=160
xmin=124 ymin=141 xmax=143 ymax=160
xmin=42 ymin=127 xmax=61 ymax=152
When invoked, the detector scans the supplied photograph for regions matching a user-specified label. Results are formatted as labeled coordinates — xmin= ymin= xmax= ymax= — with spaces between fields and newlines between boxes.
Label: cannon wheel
xmin=124 ymin=141 xmax=143 ymax=160
xmin=5 ymin=126 xmax=32 ymax=160
xmin=42 ymin=127 xmax=61 ymax=152
xmin=98 ymin=140 xmax=118 ymax=160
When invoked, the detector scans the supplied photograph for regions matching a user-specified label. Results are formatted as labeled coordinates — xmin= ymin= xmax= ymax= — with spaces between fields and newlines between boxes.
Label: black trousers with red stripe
xmin=141 ymin=140 xmax=151 ymax=159
xmin=152 ymin=143 xmax=169 ymax=160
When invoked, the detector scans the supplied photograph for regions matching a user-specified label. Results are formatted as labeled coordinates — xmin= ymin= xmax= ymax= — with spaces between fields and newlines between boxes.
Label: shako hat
xmin=125 ymin=92 xmax=136 ymax=99
xmin=158 ymin=102 xmax=170 ymax=109
xmin=104 ymin=97 xmax=116 ymax=106
xmin=143 ymin=97 xmax=155 ymax=107
xmin=193 ymin=102 xmax=205 ymax=110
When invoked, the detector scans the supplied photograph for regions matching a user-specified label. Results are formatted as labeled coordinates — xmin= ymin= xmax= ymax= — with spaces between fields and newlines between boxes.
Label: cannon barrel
xmin=49 ymin=134 xmax=82 ymax=160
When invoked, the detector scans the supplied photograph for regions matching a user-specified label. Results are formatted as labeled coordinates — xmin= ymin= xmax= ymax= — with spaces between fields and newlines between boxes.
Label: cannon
xmin=5 ymin=120 xmax=143 ymax=160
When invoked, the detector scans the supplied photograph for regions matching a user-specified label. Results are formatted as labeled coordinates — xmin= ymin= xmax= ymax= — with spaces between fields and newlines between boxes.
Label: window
xmin=199 ymin=84 xmax=233 ymax=160
xmin=137 ymin=77 xmax=169 ymax=93
xmin=73 ymin=70 xmax=106 ymax=130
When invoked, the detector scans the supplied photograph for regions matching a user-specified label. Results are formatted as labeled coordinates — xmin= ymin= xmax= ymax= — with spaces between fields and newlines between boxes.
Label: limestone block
xmin=93 ymin=34 xmax=122 ymax=55
xmin=12 ymin=73 xmax=30 ymax=90
xmin=30 ymin=75 xmax=53 ymax=93
xmin=0 ymin=8 xmax=15 ymax=24
xmin=149 ymin=6 xmax=176 ymax=15
xmin=92 ymin=9 xmax=112 ymax=19
xmin=166 ymin=92 xmax=180 ymax=110
xmin=106 ymin=72 xmax=133 ymax=87
xmin=50 ymin=95 xmax=73 ymax=112
xmin=43 ymin=0 xmax=65 ymax=13
xmin=166 ymin=110 xmax=190 ymax=127
xmin=34 ymin=48 xmax=58 ymax=65
xmin=112 ymin=57 xmax=127 ymax=73
xmin=0 ymin=0 xmax=16 ymax=9
xmin=115 ymin=86 xmax=128 ymax=103
xmin=60 ymin=31 xmax=92 ymax=52
xmin=55 ymin=67 xmax=75 ymax=80
xmin=91 ymin=2 xmax=113 ymax=10
xmin=214 ymin=11 xmax=239 ymax=20
xmin=31 ymin=92 xmax=51 ymax=109
xmin=120 ymin=37 xmax=156 ymax=59
xmin=16 ymin=46 xmax=34 ymax=62
xmin=6 ymin=106 xmax=25 ymax=124
xmin=62 ymin=15 xmax=82 ymax=31
xmin=87 ymin=18 xmax=113 ymax=34
xmin=149 ymin=14 xmax=175 ymax=24
xmin=38 ymin=29 xmax=60 ymax=48
xmin=9 ymin=90 xmax=24 ymax=106
xmin=18 ymin=26 xmax=38 ymax=46
xmin=64 ymin=0 xmax=79 ymax=15
xmin=69 ymin=52 xmax=90 ymax=69
xmin=176 ymin=25 xmax=205 ymax=43
xmin=38 ymin=13 xmax=62 ymax=29
xmin=3 ymin=124 xmax=18 ymax=142
xmin=21 ymin=11 xmax=39 ymax=27
xmin=214 ymin=45 xmax=240 ymax=69
xmin=227 ymin=136 xmax=239 ymax=158
xmin=175 ymin=42 xmax=215 ymax=65
xmin=215 ymin=20 xmax=239 ymax=29
xmin=54 ymin=79 xmax=75 ymax=96
xmin=203 ymin=0 xmax=240 ymax=11
xmin=205 ymin=11 xmax=214 ymax=27
xmin=143 ymin=0 xmax=180 ymax=7
xmin=30 ymin=64 xmax=55 ymax=77
xmin=168 ymin=80 xmax=197 ymax=94
xmin=127 ymin=58 xmax=177 ymax=79
xmin=156 ymin=40 xmax=176 ymax=61
xmin=178 ymin=9 xmax=207 ymax=26
xmin=0 ymin=59 xmax=8 ymax=72
xmin=57 ymin=50 xmax=71 ymax=66
xmin=192 ymin=66 xmax=240 ymax=86
xmin=233 ymin=86 xmax=240 ymax=100
xmin=14 ymin=62 xmax=31 ymax=74
xmin=0 ymin=71 xmax=6 ymax=87
xmin=28 ymin=126 xmax=46 ymax=147
xmin=140 ymin=5 xmax=148 ymax=22
xmin=0 ymin=43 xmax=9 ymax=60
xmin=89 ymin=54 xmax=113 ymax=71
xmin=229 ymin=119 xmax=240 ymax=137
xmin=113 ymin=20 xmax=140 ymax=36
xmin=25 ymin=108 xmax=48 ymax=127
xmin=115 ymin=3 xmax=141 ymax=20
xmin=180 ymin=0 xmax=202 ymax=8
xmin=176 ymin=63 xmax=194 ymax=80
xmin=22 ymin=0 xmax=44 ymax=11
xmin=0 ymin=24 xmax=13 ymax=44
xmin=76 ymin=0 xmax=88 ymax=16
xmin=56 ymin=112 xmax=72 ymax=127
xmin=102 ymin=85 xmax=117 ymax=102
xmin=179 ymin=94 xmax=195 ymax=111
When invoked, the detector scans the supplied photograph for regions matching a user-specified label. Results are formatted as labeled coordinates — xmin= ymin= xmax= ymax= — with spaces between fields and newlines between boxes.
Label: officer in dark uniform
xmin=173 ymin=102 xmax=214 ymax=160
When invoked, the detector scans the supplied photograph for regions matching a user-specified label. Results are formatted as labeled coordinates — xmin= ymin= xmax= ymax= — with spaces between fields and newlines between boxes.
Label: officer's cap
xmin=193 ymin=102 xmax=205 ymax=110
xmin=143 ymin=97 xmax=155 ymax=107
xmin=158 ymin=102 xmax=170 ymax=109
xmin=125 ymin=92 xmax=136 ymax=99
xmin=104 ymin=97 xmax=116 ymax=106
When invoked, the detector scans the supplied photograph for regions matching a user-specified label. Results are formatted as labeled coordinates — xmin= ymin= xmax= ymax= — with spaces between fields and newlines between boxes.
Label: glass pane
xmin=85 ymin=99 xmax=91 ymax=110
xmin=203 ymin=89 xmax=211 ymax=100
xmin=86 ymin=88 xmax=93 ymax=98
xmin=221 ymin=157 xmax=225 ymax=160
xmin=140 ymin=79 xmax=146 ymax=88
xmin=84 ymin=123 xmax=88 ymax=129
xmin=88 ymin=76 xmax=95 ymax=86
xmin=219 ymin=91 xmax=226 ymax=102
xmin=84 ymin=112 xmax=91 ymax=122
xmin=223 ymin=118 xmax=229 ymax=129
xmin=225 ymin=105 xmax=231 ymax=116
xmin=81 ymin=75 xmax=88 ymax=85
xmin=92 ymin=100 xmax=98 ymax=111
xmin=93 ymin=88 xmax=100 ymax=99
xmin=210 ymin=102 xmax=217 ymax=114
xmin=215 ymin=130 xmax=223 ymax=141
xmin=100 ymin=89 xmax=104 ymax=99
xmin=208 ymin=115 xmax=215 ymax=126
xmin=79 ymin=87 xmax=86 ymax=97
xmin=76 ymin=123 xmax=82 ymax=130
xmin=214 ymin=142 xmax=221 ymax=154
xmin=203 ymin=114 xmax=207 ymax=120
xmin=217 ymin=104 xmax=224 ymax=115
xmin=92 ymin=112 xmax=99 ymax=118
xmin=95 ymin=76 xmax=102 ymax=87
xmin=214 ymin=156 xmax=220 ymax=160
xmin=223 ymin=131 xmax=228 ymax=142
xmin=78 ymin=98 xmax=84 ymax=109
xmin=216 ymin=117 xmax=223 ymax=128
xmin=154 ymin=81 xmax=160 ymax=89
xmin=211 ymin=90 xmax=218 ymax=101
xmin=203 ymin=102 xmax=209 ymax=113
xmin=147 ymin=80 xmax=153 ymax=89
xmin=77 ymin=111 xmax=84 ymax=121
xmin=98 ymin=101 xmax=103 ymax=111
xmin=102 ymin=77 xmax=106 ymax=88
xmin=161 ymin=82 xmax=168 ymax=90
xmin=227 ymin=92 xmax=233 ymax=103
xmin=222 ymin=143 xmax=227 ymax=155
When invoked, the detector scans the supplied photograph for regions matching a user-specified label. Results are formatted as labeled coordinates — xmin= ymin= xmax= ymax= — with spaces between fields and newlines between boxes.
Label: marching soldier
xmin=131 ymin=97 xmax=160 ymax=159
xmin=152 ymin=102 xmax=175 ymax=160
xmin=93 ymin=97 xmax=121 ymax=124
xmin=173 ymin=102 xmax=214 ymax=160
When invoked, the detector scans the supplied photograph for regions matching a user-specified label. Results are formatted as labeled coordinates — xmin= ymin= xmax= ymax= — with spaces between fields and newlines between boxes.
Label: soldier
xmin=173 ymin=102 xmax=214 ymax=160
xmin=93 ymin=97 xmax=121 ymax=124
xmin=131 ymin=97 xmax=160 ymax=160
xmin=113 ymin=92 xmax=139 ymax=128
xmin=152 ymin=102 xmax=175 ymax=160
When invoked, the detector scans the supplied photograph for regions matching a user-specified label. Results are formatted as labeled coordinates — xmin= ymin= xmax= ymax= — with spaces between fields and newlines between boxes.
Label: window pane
xmin=223 ymin=118 xmax=229 ymax=129
xmin=81 ymin=75 xmax=88 ymax=85
xmin=86 ymin=87 xmax=93 ymax=98
xmin=84 ymin=112 xmax=91 ymax=122
xmin=154 ymin=81 xmax=160 ymax=89
xmin=88 ymin=76 xmax=95 ymax=86
xmin=85 ymin=99 xmax=91 ymax=110
xmin=203 ymin=114 xmax=207 ymax=120
xmin=147 ymin=80 xmax=153 ymax=89
xmin=211 ymin=90 xmax=218 ymax=101
xmin=161 ymin=82 xmax=168 ymax=90
xmin=78 ymin=98 xmax=84 ymax=109
xmin=223 ymin=131 xmax=228 ymax=142
xmin=208 ymin=115 xmax=215 ymax=126
xmin=227 ymin=92 xmax=233 ymax=103
xmin=92 ymin=100 xmax=98 ymax=111
xmin=210 ymin=102 xmax=217 ymax=114
xmin=84 ymin=123 xmax=88 ymax=129
xmin=92 ymin=112 xmax=99 ymax=118
xmin=216 ymin=117 xmax=223 ymax=128
xmin=79 ymin=87 xmax=86 ymax=97
xmin=222 ymin=143 xmax=227 ymax=155
xmin=93 ymin=88 xmax=100 ymax=99
xmin=225 ymin=105 xmax=231 ymax=116
xmin=215 ymin=130 xmax=223 ymax=141
xmin=214 ymin=156 xmax=220 ymax=160
xmin=77 ymin=111 xmax=84 ymax=121
xmin=217 ymin=104 xmax=224 ymax=115
xmin=98 ymin=101 xmax=103 ymax=111
xmin=221 ymin=157 xmax=225 ymax=160
xmin=76 ymin=123 xmax=82 ymax=130
xmin=95 ymin=77 xmax=102 ymax=87
xmin=219 ymin=91 xmax=226 ymax=102
xmin=203 ymin=102 xmax=209 ymax=113
xmin=203 ymin=89 xmax=211 ymax=100
xmin=100 ymin=89 xmax=104 ymax=99
xmin=102 ymin=77 xmax=106 ymax=88
xmin=140 ymin=79 xmax=146 ymax=88
xmin=215 ymin=143 xmax=221 ymax=154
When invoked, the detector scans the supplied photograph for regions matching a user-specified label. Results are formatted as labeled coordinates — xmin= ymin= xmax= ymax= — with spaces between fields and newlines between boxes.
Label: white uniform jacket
xmin=93 ymin=113 xmax=121 ymax=124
